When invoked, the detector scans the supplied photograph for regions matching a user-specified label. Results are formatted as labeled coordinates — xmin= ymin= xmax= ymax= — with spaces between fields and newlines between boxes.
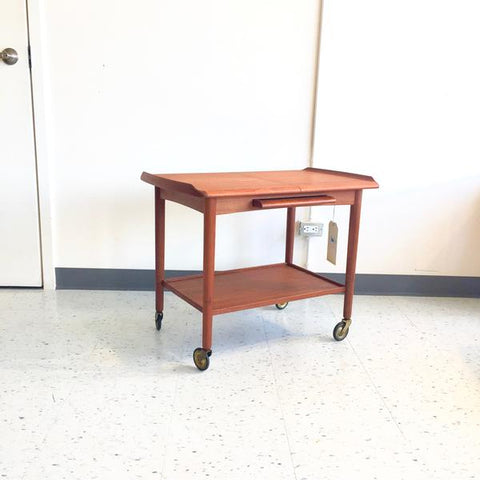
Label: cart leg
xmin=334 ymin=190 xmax=362 ymax=341
xmin=274 ymin=207 xmax=296 ymax=310
xmin=193 ymin=198 xmax=216 ymax=370
xmin=285 ymin=207 xmax=296 ymax=265
xmin=202 ymin=198 xmax=216 ymax=351
xmin=154 ymin=188 xmax=165 ymax=331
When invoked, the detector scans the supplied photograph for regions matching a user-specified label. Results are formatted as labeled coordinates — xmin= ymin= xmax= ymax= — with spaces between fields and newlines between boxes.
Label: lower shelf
xmin=164 ymin=263 xmax=345 ymax=315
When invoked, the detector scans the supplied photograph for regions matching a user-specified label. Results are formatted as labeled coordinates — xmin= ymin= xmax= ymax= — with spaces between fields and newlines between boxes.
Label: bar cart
xmin=141 ymin=168 xmax=378 ymax=370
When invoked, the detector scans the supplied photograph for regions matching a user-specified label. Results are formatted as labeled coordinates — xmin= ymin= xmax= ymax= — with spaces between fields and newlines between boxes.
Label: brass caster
xmin=333 ymin=319 xmax=351 ymax=341
xmin=155 ymin=311 xmax=163 ymax=331
xmin=275 ymin=302 xmax=289 ymax=310
xmin=193 ymin=348 xmax=212 ymax=371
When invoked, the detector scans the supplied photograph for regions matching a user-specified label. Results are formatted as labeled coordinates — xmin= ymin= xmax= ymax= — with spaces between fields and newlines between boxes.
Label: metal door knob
xmin=1 ymin=48 xmax=19 ymax=65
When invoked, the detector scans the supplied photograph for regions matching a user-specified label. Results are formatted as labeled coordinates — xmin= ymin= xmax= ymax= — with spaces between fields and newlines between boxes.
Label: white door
xmin=0 ymin=0 xmax=42 ymax=286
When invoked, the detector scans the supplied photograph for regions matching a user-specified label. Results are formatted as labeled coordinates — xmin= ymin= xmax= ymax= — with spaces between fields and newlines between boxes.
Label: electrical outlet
xmin=298 ymin=221 xmax=323 ymax=237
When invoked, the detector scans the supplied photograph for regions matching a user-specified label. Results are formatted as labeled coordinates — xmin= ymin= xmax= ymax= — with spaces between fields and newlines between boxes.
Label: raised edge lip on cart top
xmin=140 ymin=168 xmax=379 ymax=198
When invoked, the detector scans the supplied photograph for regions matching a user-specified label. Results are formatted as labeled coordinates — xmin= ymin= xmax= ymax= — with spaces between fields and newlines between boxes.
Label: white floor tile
xmin=1 ymin=289 xmax=479 ymax=479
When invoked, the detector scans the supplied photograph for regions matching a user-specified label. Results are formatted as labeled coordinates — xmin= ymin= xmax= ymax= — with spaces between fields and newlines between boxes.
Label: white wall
xmin=309 ymin=0 xmax=480 ymax=276
xmin=34 ymin=0 xmax=480 ymax=281
xmin=37 ymin=0 xmax=320 ymax=273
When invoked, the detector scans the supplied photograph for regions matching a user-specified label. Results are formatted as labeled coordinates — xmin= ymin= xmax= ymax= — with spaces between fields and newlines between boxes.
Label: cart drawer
xmin=252 ymin=195 xmax=336 ymax=209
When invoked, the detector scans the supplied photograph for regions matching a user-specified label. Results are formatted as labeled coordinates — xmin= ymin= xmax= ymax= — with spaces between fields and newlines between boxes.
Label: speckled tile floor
xmin=1 ymin=290 xmax=479 ymax=480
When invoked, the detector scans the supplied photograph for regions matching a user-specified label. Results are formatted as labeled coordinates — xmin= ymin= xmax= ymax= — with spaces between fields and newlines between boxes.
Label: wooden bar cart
xmin=141 ymin=168 xmax=378 ymax=370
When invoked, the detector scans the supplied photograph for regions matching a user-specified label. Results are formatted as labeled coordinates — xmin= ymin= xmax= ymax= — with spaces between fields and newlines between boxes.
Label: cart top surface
xmin=141 ymin=167 xmax=378 ymax=198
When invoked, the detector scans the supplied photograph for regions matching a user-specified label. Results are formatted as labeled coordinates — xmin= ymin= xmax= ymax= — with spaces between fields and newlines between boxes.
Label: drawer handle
xmin=252 ymin=195 xmax=336 ymax=209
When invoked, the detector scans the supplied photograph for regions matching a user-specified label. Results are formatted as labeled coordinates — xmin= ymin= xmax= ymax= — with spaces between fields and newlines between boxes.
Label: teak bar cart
xmin=141 ymin=168 xmax=378 ymax=370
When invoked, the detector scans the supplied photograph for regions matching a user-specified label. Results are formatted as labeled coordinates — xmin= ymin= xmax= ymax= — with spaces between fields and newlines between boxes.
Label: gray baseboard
xmin=323 ymin=273 xmax=480 ymax=297
xmin=55 ymin=268 xmax=197 ymax=292
xmin=55 ymin=268 xmax=480 ymax=297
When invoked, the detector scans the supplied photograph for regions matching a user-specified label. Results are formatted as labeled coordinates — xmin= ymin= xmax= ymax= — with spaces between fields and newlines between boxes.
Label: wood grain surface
xmin=164 ymin=263 xmax=345 ymax=315
xmin=141 ymin=167 xmax=378 ymax=198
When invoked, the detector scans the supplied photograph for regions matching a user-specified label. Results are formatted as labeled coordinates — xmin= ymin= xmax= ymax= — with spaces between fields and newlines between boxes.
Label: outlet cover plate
xmin=298 ymin=221 xmax=323 ymax=237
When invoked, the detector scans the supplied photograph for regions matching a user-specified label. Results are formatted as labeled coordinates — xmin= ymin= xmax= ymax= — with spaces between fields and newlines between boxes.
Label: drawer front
xmin=216 ymin=190 xmax=356 ymax=214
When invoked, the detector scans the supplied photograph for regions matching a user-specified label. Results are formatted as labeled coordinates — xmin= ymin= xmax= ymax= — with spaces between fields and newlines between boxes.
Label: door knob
xmin=1 ymin=48 xmax=19 ymax=65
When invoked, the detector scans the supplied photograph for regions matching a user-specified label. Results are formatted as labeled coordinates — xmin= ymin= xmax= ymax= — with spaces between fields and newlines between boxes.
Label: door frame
xmin=25 ymin=0 xmax=54 ymax=289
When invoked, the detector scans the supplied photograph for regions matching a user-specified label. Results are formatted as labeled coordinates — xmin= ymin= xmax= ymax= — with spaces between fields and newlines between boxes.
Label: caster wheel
xmin=275 ymin=302 xmax=289 ymax=310
xmin=193 ymin=348 xmax=211 ymax=371
xmin=333 ymin=321 xmax=349 ymax=341
xmin=155 ymin=312 xmax=163 ymax=331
